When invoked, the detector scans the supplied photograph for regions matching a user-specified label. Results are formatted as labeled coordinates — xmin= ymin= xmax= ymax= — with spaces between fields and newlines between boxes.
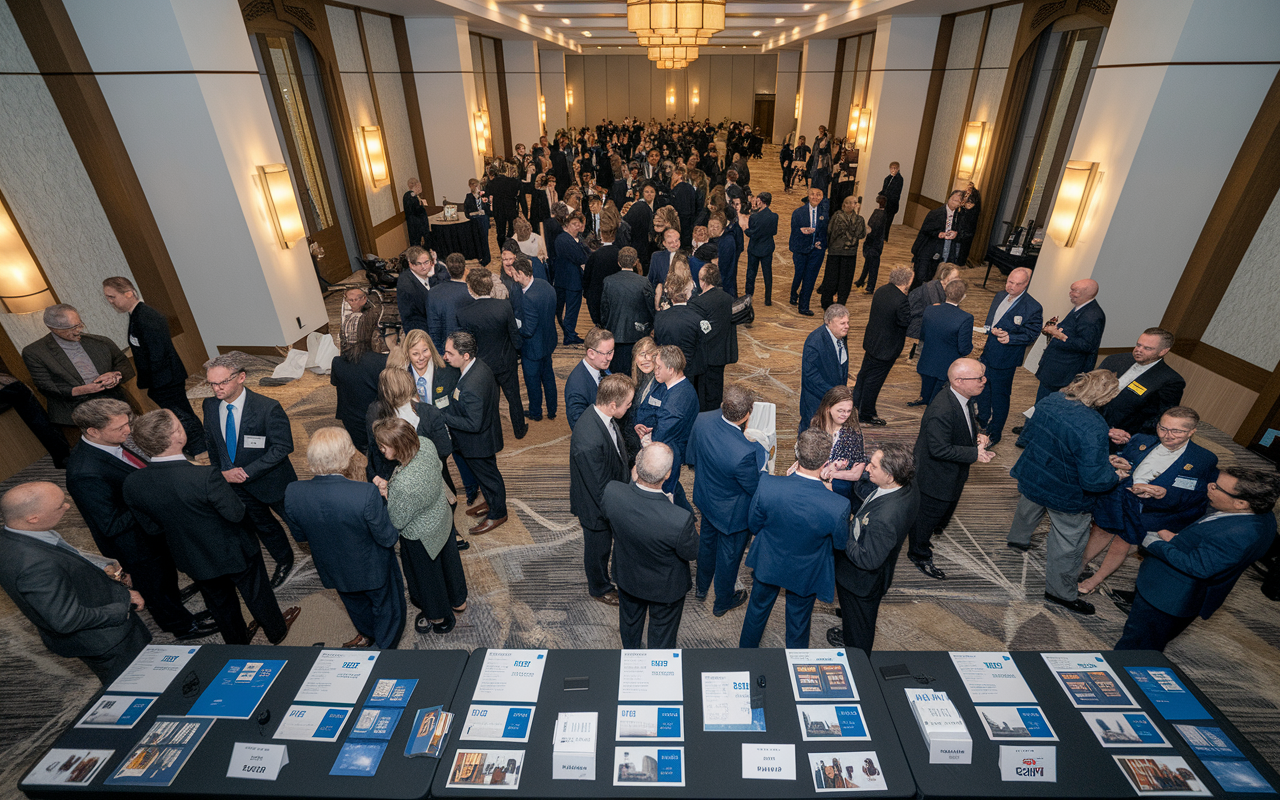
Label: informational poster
xmin=472 ymin=650 xmax=548 ymax=703
xmin=76 ymin=695 xmax=156 ymax=729
xmin=742 ymin=744 xmax=796 ymax=781
xmin=294 ymin=651 xmax=378 ymax=705
xmin=616 ymin=706 xmax=684 ymax=741
xmin=329 ymin=741 xmax=387 ymax=777
xmin=808 ymin=751 xmax=887 ymax=792
xmin=1082 ymin=712 xmax=1170 ymax=748
xmin=107 ymin=645 xmax=200 ymax=695
xmin=272 ymin=705 xmax=351 ymax=742
xmin=1112 ymin=755 xmax=1211 ymax=796
xmin=797 ymin=705 xmax=870 ymax=741
xmin=348 ymin=708 xmax=404 ymax=740
xmin=786 ymin=650 xmax=858 ymax=702
xmin=701 ymin=672 xmax=763 ymax=731
xmin=1175 ymin=726 xmax=1276 ymax=794
xmin=1125 ymin=668 xmax=1210 ymax=720
xmin=364 ymin=678 xmax=417 ymax=708
xmin=447 ymin=749 xmax=525 ymax=789
xmin=618 ymin=650 xmax=683 ymax=702
xmin=24 ymin=750 xmax=114 ymax=786
xmin=1041 ymin=653 xmax=1137 ymax=709
xmin=949 ymin=652 xmax=1036 ymax=704
xmin=613 ymin=747 xmax=684 ymax=787
xmin=188 ymin=660 xmax=286 ymax=719
xmin=974 ymin=706 xmax=1058 ymax=741
xmin=105 ymin=716 xmax=215 ymax=787
xmin=459 ymin=705 xmax=536 ymax=743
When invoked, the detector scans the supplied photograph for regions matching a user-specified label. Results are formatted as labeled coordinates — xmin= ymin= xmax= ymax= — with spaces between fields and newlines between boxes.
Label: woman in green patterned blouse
xmin=372 ymin=418 xmax=468 ymax=635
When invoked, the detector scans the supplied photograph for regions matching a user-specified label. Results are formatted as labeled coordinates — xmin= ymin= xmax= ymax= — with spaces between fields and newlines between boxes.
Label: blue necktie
xmin=225 ymin=405 xmax=237 ymax=462
xmin=417 ymin=376 xmax=428 ymax=402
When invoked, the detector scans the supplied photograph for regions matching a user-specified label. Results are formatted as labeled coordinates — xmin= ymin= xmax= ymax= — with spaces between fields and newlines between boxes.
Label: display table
xmin=20 ymin=645 xmax=468 ymax=800
xmin=431 ymin=213 xmax=488 ymax=262
xmin=982 ymin=245 xmax=1038 ymax=288
xmin=430 ymin=648 xmax=914 ymax=799
xmin=870 ymin=650 xmax=1280 ymax=800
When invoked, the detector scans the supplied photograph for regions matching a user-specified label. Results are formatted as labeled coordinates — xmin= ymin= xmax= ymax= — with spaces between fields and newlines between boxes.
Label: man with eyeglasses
xmin=1116 ymin=466 xmax=1279 ymax=652
xmin=396 ymin=246 xmax=447 ymax=335
xmin=22 ymin=303 xmax=133 ymax=433
xmin=565 ymin=327 xmax=615 ymax=431
xmin=909 ymin=358 xmax=994 ymax=580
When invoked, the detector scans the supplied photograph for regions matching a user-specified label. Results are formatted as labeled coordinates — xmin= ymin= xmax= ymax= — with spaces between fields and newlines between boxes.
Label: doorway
xmin=753 ymin=94 xmax=776 ymax=142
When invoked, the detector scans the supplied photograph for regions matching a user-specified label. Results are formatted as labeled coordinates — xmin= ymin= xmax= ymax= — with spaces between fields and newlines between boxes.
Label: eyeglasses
xmin=957 ymin=375 xmax=987 ymax=382
xmin=1208 ymin=482 xmax=1241 ymax=498
xmin=590 ymin=348 xmax=615 ymax=358
xmin=52 ymin=323 xmax=86 ymax=332
xmin=207 ymin=375 xmax=241 ymax=389
xmin=1156 ymin=425 xmax=1194 ymax=435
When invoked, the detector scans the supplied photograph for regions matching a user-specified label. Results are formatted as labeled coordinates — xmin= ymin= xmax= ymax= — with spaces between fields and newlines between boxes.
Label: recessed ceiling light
xmin=793 ymin=26 xmax=800 ymax=33
xmin=533 ymin=3 xmax=543 ymax=8
xmin=803 ymin=3 xmax=813 ymax=9
xmin=775 ymin=17 xmax=784 ymax=23
xmin=582 ymin=30 xmax=591 ymax=36
xmin=561 ymin=17 xmax=570 ymax=23
xmin=752 ymin=30 xmax=761 ymax=36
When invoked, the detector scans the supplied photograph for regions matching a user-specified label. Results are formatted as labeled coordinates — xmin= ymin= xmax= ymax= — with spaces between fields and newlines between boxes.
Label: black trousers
xmin=81 ymin=614 xmax=152 ymax=685
xmin=857 ymin=248 xmax=882 ymax=291
xmin=618 ymin=587 xmax=685 ymax=649
xmin=457 ymin=453 xmax=507 ymax=519
xmin=697 ymin=365 xmax=725 ymax=412
xmin=126 ymin=550 xmax=195 ymax=634
xmin=148 ymin=382 xmax=206 ymax=455
xmin=494 ymin=367 xmax=528 ymax=437
xmin=495 ymin=214 xmax=515 ymax=243
xmin=910 ymin=492 xmax=959 ymax=562
xmin=1115 ymin=591 xmax=1195 ymax=652
xmin=851 ymin=353 xmax=894 ymax=420
xmin=745 ymin=252 xmax=773 ymax=302
xmin=200 ymin=552 xmax=288 ymax=644
xmin=819 ymin=253 xmax=858 ymax=307
xmin=0 ymin=381 xmax=71 ymax=466
xmin=836 ymin=581 xmax=884 ymax=656
xmin=399 ymin=535 xmax=467 ymax=624
xmin=582 ymin=521 xmax=614 ymax=597
xmin=233 ymin=489 xmax=296 ymax=567
xmin=613 ymin=343 xmax=636 ymax=380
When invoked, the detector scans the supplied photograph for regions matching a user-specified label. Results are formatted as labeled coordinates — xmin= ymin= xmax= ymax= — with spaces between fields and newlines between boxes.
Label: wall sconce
xmin=847 ymin=106 xmax=861 ymax=139
xmin=359 ymin=125 xmax=389 ymax=187
xmin=257 ymin=164 xmax=305 ymax=249
xmin=692 ymin=87 xmax=699 ymax=106
xmin=1048 ymin=160 xmax=1101 ymax=248
xmin=794 ymin=95 xmax=802 ymax=121
xmin=956 ymin=120 xmax=985 ymax=182
xmin=0 ymin=194 xmax=55 ymax=314
xmin=855 ymin=107 xmax=872 ymax=150
xmin=474 ymin=110 xmax=492 ymax=155
xmin=667 ymin=89 xmax=676 ymax=105
xmin=539 ymin=95 xmax=547 ymax=126
xmin=566 ymin=87 xmax=574 ymax=106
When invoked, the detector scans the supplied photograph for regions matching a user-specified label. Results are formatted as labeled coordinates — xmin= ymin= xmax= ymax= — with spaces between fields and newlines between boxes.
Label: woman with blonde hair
xmin=513 ymin=215 xmax=548 ymax=262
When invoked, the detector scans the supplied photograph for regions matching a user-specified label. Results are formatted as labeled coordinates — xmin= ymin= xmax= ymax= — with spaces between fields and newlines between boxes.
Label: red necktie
xmin=122 ymin=449 xmax=146 ymax=469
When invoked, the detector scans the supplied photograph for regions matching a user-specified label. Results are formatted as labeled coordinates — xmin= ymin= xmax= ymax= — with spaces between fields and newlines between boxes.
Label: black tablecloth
xmin=431 ymin=648 xmax=914 ymax=799
xmin=21 ymin=645 xmax=468 ymax=800
xmin=432 ymin=216 xmax=488 ymax=262
xmin=870 ymin=650 xmax=1280 ymax=800
xmin=982 ymin=245 xmax=1039 ymax=287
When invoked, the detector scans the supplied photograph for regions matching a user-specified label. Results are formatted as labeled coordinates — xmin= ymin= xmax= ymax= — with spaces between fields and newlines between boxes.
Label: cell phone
xmin=564 ymin=676 xmax=590 ymax=691
xmin=879 ymin=664 xmax=913 ymax=681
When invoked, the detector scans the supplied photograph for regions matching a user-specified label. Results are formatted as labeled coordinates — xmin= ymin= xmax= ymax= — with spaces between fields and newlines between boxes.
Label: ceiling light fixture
xmin=752 ymin=30 xmax=760 ymax=36
xmin=628 ymin=0 xmax=723 ymax=60
xmin=561 ymin=18 xmax=570 ymax=23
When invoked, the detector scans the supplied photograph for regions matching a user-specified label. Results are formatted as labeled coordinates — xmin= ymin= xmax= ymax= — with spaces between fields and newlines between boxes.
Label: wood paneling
xmin=0 ymin=409 xmax=51 ymax=482
xmin=1165 ymin=353 xmax=1259 ymax=439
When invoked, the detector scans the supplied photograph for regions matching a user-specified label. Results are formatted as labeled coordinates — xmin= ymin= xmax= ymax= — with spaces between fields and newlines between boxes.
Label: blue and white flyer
xmin=295 ymin=650 xmax=378 ymax=705
xmin=617 ymin=705 xmax=684 ymax=741
xmin=1083 ymin=711 xmax=1170 ymax=748
xmin=472 ymin=650 xmax=548 ymax=703
xmin=950 ymin=652 xmax=1036 ymax=703
xmin=974 ymin=706 xmax=1058 ymax=741
xmin=188 ymin=659 xmax=285 ymax=719
xmin=618 ymin=650 xmax=683 ymax=701
xmin=797 ymin=705 xmax=870 ymax=741
xmin=272 ymin=705 xmax=351 ymax=742
xmin=459 ymin=704 xmax=536 ymax=742
xmin=76 ymin=695 xmax=156 ymax=729
xmin=613 ymin=747 xmax=685 ymax=786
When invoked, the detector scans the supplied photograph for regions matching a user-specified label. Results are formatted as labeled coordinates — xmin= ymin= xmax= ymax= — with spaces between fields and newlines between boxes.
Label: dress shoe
xmin=267 ymin=606 xmax=302 ymax=644
xmin=764 ymin=299 xmax=772 ymax=306
xmin=173 ymin=619 xmax=220 ymax=641
xmin=1112 ymin=589 xmax=1136 ymax=604
xmin=469 ymin=516 xmax=508 ymax=534
xmin=269 ymin=560 xmax=295 ymax=589
xmin=525 ymin=410 xmax=543 ymax=421
xmin=564 ymin=337 xmax=585 ymax=346
xmin=789 ymin=297 xmax=798 ymax=306
xmin=985 ymin=436 xmax=1001 ymax=447
xmin=515 ymin=428 xmax=528 ymax=440
xmin=694 ymin=590 xmax=708 ymax=600
xmin=414 ymin=613 xmax=432 ymax=634
xmin=713 ymin=589 xmax=749 ymax=616
xmin=593 ymin=591 xmax=621 ymax=607
xmin=465 ymin=501 xmax=490 ymax=518
xmin=1007 ymin=541 xmax=1033 ymax=553
xmin=860 ymin=416 xmax=887 ymax=427
xmin=906 ymin=398 xmax=927 ymax=407
xmin=455 ymin=536 xmax=471 ymax=551
xmin=343 ymin=633 xmax=374 ymax=648
xmin=854 ymin=280 xmax=864 ymax=288
xmin=547 ymin=412 xmax=557 ymax=420
xmin=910 ymin=557 xmax=947 ymax=580
xmin=1044 ymin=592 xmax=1094 ymax=615
xmin=1011 ymin=425 xmax=1025 ymax=435
xmin=799 ymin=309 xmax=815 ymax=317
xmin=433 ymin=617 xmax=456 ymax=634
xmin=179 ymin=583 xmax=200 ymax=602
xmin=863 ymin=288 xmax=875 ymax=295
xmin=192 ymin=610 xmax=214 ymax=625
xmin=826 ymin=627 xmax=846 ymax=648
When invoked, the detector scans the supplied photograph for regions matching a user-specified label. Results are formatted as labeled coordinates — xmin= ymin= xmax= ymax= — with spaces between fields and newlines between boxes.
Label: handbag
xmin=730 ymin=293 xmax=754 ymax=325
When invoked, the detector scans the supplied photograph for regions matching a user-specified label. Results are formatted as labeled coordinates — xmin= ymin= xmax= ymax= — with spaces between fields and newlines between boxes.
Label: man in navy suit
xmin=648 ymin=228 xmax=680 ymax=304
xmin=555 ymin=212 xmax=589 ymax=345
xmin=744 ymin=192 xmax=778 ymax=305
xmin=513 ymin=254 xmax=558 ymax=421
xmin=916 ymin=280 xmax=974 ymax=404
xmin=739 ymin=428 xmax=851 ymax=648
xmin=565 ymin=327 xmax=615 ymax=430
xmin=670 ymin=166 xmax=697 ymax=248
xmin=1027 ymin=278 xmax=1105 ymax=404
xmin=788 ymin=187 xmax=830 ymax=316
xmin=799 ymin=306 xmax=850 ymax=433
xmin=1116 ymin=466 xmax=1278 ymax=651
xmin=427 ymin=253 xmax=472 ymax=354
xmin=1097 ymin=327 xmax=1185 ymax=446
xmin=284 ymin=427 xmax=404 ymax=649
xmin=202 ymin=354 xmax=297 ymax=588
xmin=634 ymin=345 xmax=700 ymax=513
xmin=571 ymin=374 xmax=634 ymax=606
xmin=396 ymin=246 xmax=449 ymax=334
xmin=686 ymin=385 xmax=768 ymax=617
xmin=975 ymin=267 xmax=1042 ymax=445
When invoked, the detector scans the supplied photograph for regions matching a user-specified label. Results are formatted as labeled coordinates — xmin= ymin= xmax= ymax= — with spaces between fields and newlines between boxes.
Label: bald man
xmin=975 ymin=267 xmax=1042 ymax=446
xmin=0 ymin=482 xmax=151 ymax=684
xmin=1029 ymin=279 xmax=1105 ymax=402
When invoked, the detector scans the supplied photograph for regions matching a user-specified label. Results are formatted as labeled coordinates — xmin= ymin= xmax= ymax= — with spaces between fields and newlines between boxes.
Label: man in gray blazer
xmin=21 ymin=303 xmax=133 ymax=427
xmin=1 ymin=481 xmax=151 ymax=684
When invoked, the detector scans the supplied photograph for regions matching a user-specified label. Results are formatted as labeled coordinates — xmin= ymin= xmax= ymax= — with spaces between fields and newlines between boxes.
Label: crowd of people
xmin=1 ymin=119 xmax=1277 ymax=688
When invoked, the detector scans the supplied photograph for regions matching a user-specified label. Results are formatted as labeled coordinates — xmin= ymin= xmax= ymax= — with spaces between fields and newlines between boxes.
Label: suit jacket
xmin=648 ymin=250 xmax=677 ymax=287
xmin=745 ymin=474 xmax=851 ymax=601
xmin=128 ymin=302 xmax=186 ymax=389
xmin=1036 ymin=300 xmax=1106 ymax=388
xmin=1118 ymin=436 xmax=1217 ymax=533
xmin=463 ymin=192 xmax=488 ymax=220
xmin=123 ymin=460 xmax=258 ymax=581
xmin=650 ymin=378 xmax=700 ymax=470
xmin=881 ymin=172 xmax=904 ymax=206
xmin=65 ymin=441 xmax=161 ymax=566
xmin=442 ymin=358 xmax=503 ymax=458
xmin=609 ymin=178 xmax=632 ymax=213
xmin=22 ymin=333 xmax=135 ymax=425
xmin=554 ymin=231 xmax=588 ymax=292
xmin=1137 ymin=511 xmax=1276 ymax=619
xmin=427 ymin=280 xmax=472 ymax=354
xmin=789 ymin=201 xmax=830 ymax=254
xmin=863 ymin=285 xmax=910 ymax=361
xmin=979 ymin=291 xmax=1043 ymax=370
xmin=530 ymin=190 xmax=552 ymax=232
xmin=917 ymin=303 xmax=974 ymax=380
xmin=745 ymin=207 xmax=778 ymax=256
xmin=202 ymin=388 xmax=298 ymax=504
xmin=488 ymin=175 xmax=520 ymax=217
xmin=834 ymin=484 xmax=919 ymax=598
xmin=689 ymin=287 xmax=738 ymax=367
xmin=686 ymin=411 xmax=768 ymax=533
xmin=282 ymin=475 xmax=399 ymax=593
xmin=520 ymin=279 xmax=558 ymax=361
xmin=551 ymin=148 xmax=572 ymax=191
xmin=457 ymin=297 xmax=521 ymax=376
xmin=653 ymin=304 xmax=707 ymax=378
xmin=907 ymin=279 xmax=948 ymax=340
xmin=913 ymin=387 xmax=979 ymax=502
xmin=499 ymin=272 xmax=524 ymax=323
xmin=602 ymin=481 xmax=698 ymax=604
xmin=569 ymin=407 xmax=629 ymax=528
xmin=543 ymin=217 xmax=564 ymax=267
xmin=396 ymin=270 xmax=430 ymax=334
xmin=583 ymin=243 xmax=621 ymax=317
xmin=911 ymin=205 xmax=966 ymax=267
xmin=330 ymin=351 xmax=387 ymax=449
xmin=623 ymin=201 xmax=655 ymax=263
xmin=565 ymin=360 xmax=605 ymax=431
xmin=601 ymin=271 xmax=654 ymax=345
xmin=671 ymin=182 xmax=697 ymax=232
xmin=1097 ymin=354 xmax=1186 ymax=436
xmin=800 ymin=325 xmax=849 ymax=428
xmin=0 ymin=528 xmax=138 ymax=658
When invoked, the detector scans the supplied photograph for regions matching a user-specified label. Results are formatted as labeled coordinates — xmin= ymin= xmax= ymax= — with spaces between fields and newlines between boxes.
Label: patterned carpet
xmin=0 ymin=147 xmax=1277 ymax=797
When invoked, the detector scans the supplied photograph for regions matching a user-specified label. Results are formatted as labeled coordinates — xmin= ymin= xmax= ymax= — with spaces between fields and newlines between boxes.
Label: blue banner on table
xmin=330 ymin=741 xmax=388 ymax=777
xmin=364 ymin=678 xmax=417 ymax=708
xmin=1175 ymin=725 xmax=1243 ymax=759
xmin=1125 ymin=668 xmax=1210 ymax=720
xmin=188 ymin=659 xmax=286 ymax=719
xmin=348 ymin=708 xmax=403 ymax=740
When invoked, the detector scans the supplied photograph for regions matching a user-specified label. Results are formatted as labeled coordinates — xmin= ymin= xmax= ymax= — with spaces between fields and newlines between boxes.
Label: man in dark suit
xmin=653 ymin=279 xmax=707 ymax=386
xmin=828 ymin=444 xmax=919 ymax=653
xmin=686 ymin=384 xmax=767 ymax=617
xmin=498 ymin=242 xmax=525 ymax=323
xmin=512 ymin=255 xmax=558 ymax=421
xmin=583 ymin=194 xmax=604 ymax=237
xmin=916 ymin=280 xmax=974 ymax=404
xmin=610 ymin=162 xmax=640 ymax=213
xmin=126 ymin=410 xmax=299 ymax=644
xmin=404 ymin=178 xmax=432 ymax=249
xmin=743 ymin=192 xmax=778 ymax=305
xmin=102 ymin=276 xmax=204 ymax=456
xmin=1024 ymin=278 xmax=1105 ymax=406
xmin=552 ymin=135 xmax=573 ymax=190
xmin=427 ymin=253 xmax=472 ymax=354
xmin=603 ymin=442 xmax=699 ymax=648
xmin=799 ymin=306 xmax=850 ymax=433
xmin=284 ymin=427 xmax=404 ymax=649
xmin=880 ymin=162 xmax=903 ymax=240
xmin=555 ymin=212 xmax=590 ymax=346
xmin=910 ymin=191 xmax=966 ymax=288
xmin=1097 ymin=327 xmax=1184 ymax=446
xmin=457 ymin=269 xmax=527 ymax=440
xmin=488 ymin=166 xmax=521 ymax=243
xmin=690 ymin=264 xmax=737 ymax=412
xmin=582 ymin=217 xmax=622 ymax=326
xmin=622 ymin=185 xmax=656 ymax=266
xmin=852 ymin=267 xmax=912 ymax=426
xmin=910 ymin=358 xmax=994 ymax=580
xmin=975 ymin=267 xmax=1042 ymax=446
xmin=442 ymin=331 xmax=508 ymax=534
xmin=22 ymin=303 xmax=134 ymax=427
xmin=1 ymin=481 xmax=152 ymax=684
xmin=788 ymin=187 xmax=830 ymax=316
xmin=634 ymin=345 xmax=700 ymax=513
xmin=397 ymin=246 xmax=449 ymax=335
xmin=740 ymin=428 xmax=851 ymax=648
xmin=570 ymin=374 xmax=635 ymax=606
xmin=601 ymin=247 xmax=654 ymax=373
xmin=670 ymin=166 xmax=697 ymax=248
xmin=201 ymin=354 xmax=297 ymax=587
xmin=66 ymin=399 xmax=214 ymax=641
xmin=1116 ymin=467 xmax=1279 ymax=652
xmin=565 ymin=327 xmax=615 ymax=431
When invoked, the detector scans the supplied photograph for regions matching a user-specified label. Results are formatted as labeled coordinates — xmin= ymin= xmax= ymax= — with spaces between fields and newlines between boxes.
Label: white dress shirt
xmin=595 ymin=405 xmax=621 ymax=455
xmin=1117 ymin=358 xmax=1160 ymax=391
xmin=950 ymin=387 xmax=974 ymax=438
xmin=1131 ymin=441 xmax=1187 ymax=485
xmin=218 ymin=388 xmax=249 ymax=442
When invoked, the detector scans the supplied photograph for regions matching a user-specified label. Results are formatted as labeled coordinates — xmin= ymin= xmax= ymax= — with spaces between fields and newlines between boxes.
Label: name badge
xmin=1013 ymin=315 xmax=1022 ymax=325
xmin=1127 ymin=381 xmax=1147 ymax=395
xmin=453 ymin=388 xmax=461 ymax=400
xmin=128 ymin=335 xmax=140 ymax=347
xmin=1173 ymin=477 xmax=1198 ymax=490
xmin=243 ymin=435 xmax=266 ymax=449
xmin=435 ymin=397 xmax=450 ymax=409
xmin=648 ymin=396 xmax=662 ymax=407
